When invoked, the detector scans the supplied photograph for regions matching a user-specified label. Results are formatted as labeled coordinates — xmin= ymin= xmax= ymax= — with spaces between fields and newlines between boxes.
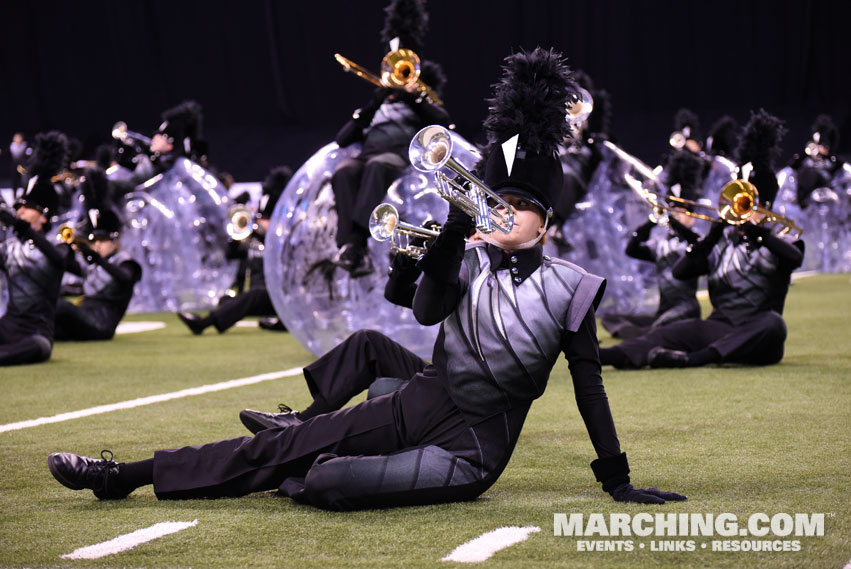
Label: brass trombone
xmin=409 ymin=125 xmax=514 ymax=234
xmin=334 ymin=48 xmax=443 ymax=105
xmin=369 ymin=203 xmax=441 ymax=258
xmin=717 ymin=179 xmax=802 ymax=237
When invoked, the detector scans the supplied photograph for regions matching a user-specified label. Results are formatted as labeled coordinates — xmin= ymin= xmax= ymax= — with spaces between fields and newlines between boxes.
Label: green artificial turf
xmin=0 ymin=274 xmax=849 ymax=568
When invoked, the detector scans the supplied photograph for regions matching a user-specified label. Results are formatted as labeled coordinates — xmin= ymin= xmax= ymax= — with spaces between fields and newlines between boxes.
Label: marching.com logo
xmin=554 ymin=513 xmax=829 ymax=552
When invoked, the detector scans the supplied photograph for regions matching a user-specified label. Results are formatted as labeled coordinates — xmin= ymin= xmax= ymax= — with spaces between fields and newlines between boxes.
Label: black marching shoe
xmin=177 ymin=312 xmax=206 ymax=335
xmin=239 ymin=404 xmax=303 ymax=434
xmin=48 ymin=450 xmax=130 ymax=500
xmin=647 ymin=347 xmax=690 ymax=368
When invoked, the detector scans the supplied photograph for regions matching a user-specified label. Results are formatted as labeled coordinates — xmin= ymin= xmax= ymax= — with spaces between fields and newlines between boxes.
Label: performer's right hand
xmin=610 ymin=483 xmax=688 ymax=504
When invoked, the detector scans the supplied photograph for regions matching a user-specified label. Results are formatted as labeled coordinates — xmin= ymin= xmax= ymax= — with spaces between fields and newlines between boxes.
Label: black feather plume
xmin=420 ymin=60 xmax=446 ymax=97
xmin=483 ymin=47 xmax=574 ymax=155
xmin=706 ymin=115 xmax=738 ymax=157
xmin=665 ymin=150 xmax=704 ymax=200
xmin=811 ymin=114 xmax=839 ymax=151
xmin=27 ymin=131 xmax=69 ymax=178
xmin=571 ymin=69 xmax=594 ymax=92
xmin=80 ymin=167 xmax=112 ymax=212
xmin=262 ymin=166 xmax=293 ymax=197
xmin=735 ymin=109 xmax=786 ymax=168
xmin=161 ymin=100 xmax=204 ymax=140
xmin=674 ymin=108 xmax=700 ymax=137
xmin=95 ymin=144 xmax=115 ymax=170
xmin=380 ymin=0 xmax=428 ymax=53
xmin=586 ymin=89 xmax=612 ymax=139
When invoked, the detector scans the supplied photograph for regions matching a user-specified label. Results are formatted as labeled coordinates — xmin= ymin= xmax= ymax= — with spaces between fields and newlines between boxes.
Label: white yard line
xmin=61 ymin=520 xmax=198 ymax=559
xmin=442 ymin=526 xmax=541 ymax=563
xmin=0 ymin=367 xmax=302 ymax=434
xmin=115 ymin=321 xmax=166 ymax=334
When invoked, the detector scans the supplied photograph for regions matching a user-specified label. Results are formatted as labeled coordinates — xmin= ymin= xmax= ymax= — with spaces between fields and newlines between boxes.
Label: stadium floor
xmin=1 ymin=273 xmax=849 ymax=568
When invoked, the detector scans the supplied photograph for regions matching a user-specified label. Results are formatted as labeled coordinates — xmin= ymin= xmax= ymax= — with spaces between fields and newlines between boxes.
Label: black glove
xmin=741 ymin=221 xmax=771 ymax=242
xmin=0 ymin=208 xmax=16 ymax=227
xmin=444 ymin=203 xmax=475 ymax=237
xmin=393 ymin=88 xmax=421 ymax=105
xmin=611 ymin=483 xmax=688 ymax=504
xmin=12 ymin=217 xmax=31 ymax=235
xmin=632 ymin=220 xmax=655 ymax=241
xmin=75 ymin=241 xmax=97 ymax=263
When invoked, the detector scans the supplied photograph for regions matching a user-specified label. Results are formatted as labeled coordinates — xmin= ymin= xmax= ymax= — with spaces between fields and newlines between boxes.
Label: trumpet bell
xmin=57 ymin=224 xmax=76 ymax=244
xmin=369 ymin=203 xmax=399 ymax=241
xmin=111 ymin=121 xmax=128 ymax=142
xmin=409 ymin=125 xmax=452 ymax=172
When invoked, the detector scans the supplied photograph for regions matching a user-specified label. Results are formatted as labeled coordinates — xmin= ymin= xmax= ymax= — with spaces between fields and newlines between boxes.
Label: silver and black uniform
xmin=602 ymin=224 xmax=804 ymax=368
xmin=149 ymin=242 xmax=622 ymax=510
xmin=55 ymin=249 xmax=141 ymax=341
xmin=601 ymin=219 xmax=700 ymax=339
xmin=0 ymin=226 xmax=69 ymax=364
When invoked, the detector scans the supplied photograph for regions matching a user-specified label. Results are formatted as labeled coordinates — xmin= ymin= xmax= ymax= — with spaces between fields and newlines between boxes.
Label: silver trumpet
xmin=409 ymin=125 xmax=514 ymax=234
xmin=369 ymin=203 xmax=440 ymax=258
xmin=226 ymin=205 xmax=258 ymax=241
xmin=111 ymin=121 xmax=152 ymax=147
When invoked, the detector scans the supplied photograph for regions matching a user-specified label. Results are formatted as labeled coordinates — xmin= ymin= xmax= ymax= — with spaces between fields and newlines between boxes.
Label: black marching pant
xmin=212 ymin=288 xmax=275 ymax=332
xmin=303 ymin=329 xmax=426 ymax=411
xmin=153 ymin=369 xmax=530 ymax=510
xmin=606 ymin=311 xmax=787 ymax=368
xmin=331 ymin=153 xmax=407 ymax=248
xmin=0 ymin=317 xmax=52 ymax=365
xmin=54 ymin=299 xmax=115 ymax=341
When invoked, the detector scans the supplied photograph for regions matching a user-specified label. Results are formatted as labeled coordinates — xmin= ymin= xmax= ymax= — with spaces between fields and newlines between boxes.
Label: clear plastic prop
xmin=776 ymin=164 xmax=849 ymax=273
xmin=548 ymin=141 xmax=663 ymax=316
xmin=121 ymin=158 xmax=235 ymax=312
xmin=265 ymin=134 xmax=481 ymax=358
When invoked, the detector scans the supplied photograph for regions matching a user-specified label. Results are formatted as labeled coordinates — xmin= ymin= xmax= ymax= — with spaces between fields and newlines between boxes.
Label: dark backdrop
xmin=2 ymin=0 xmax=849 ymax=183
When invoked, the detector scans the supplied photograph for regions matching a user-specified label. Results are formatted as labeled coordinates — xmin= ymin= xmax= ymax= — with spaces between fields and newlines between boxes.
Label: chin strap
xmin=476 ymin=208 xmax=553 ymax=251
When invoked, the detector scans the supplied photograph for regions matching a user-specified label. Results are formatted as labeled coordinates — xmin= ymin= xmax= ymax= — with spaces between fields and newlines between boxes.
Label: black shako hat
xmin=158 ymin=100 xmax=203 ymax=155
xmin=810 ymin=114 xmax=839 ymax=152
xmin=480 ymin=47 xmax=574 ymax=214
xmin=259 ymin=166 xmax=293 ymax=219
xmin=16 ymin=131 xmax=67 ymax=215
xmin=16 ymin=177 xmax=58 ymax=216
xmin=88 ymin=208 xmax=122 ymax=239
xmin=735 ymin=109 xmax=786 ymax=206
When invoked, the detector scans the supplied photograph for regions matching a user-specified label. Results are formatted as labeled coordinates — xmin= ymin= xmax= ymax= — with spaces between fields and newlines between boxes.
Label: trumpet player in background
xmin=330 ymin=0 xmax=450 ymax=277
xmin=600 ymin=110 xmax=805 ymax=369
xmin=54 ymin=208 xmax=141 ymax=342
xmin=0 ymin=132 xmax=72 ymax=365
xmin=176 ymin=166 xmax=291 ymax=335
xmin=600 ymin=150 xmax=704 ymax=339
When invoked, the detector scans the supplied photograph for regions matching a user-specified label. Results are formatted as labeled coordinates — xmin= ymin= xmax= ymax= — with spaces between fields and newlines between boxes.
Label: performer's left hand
xmin=610 ymin=483 xmax=687 ymax=504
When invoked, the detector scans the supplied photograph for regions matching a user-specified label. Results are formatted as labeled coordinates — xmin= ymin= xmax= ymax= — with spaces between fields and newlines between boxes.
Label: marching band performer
xmin=599 ymin=110 xmax=804 ymax=369
xmin=0 ymin=132 xmax=72 ymax=365
xmin=331 ymin=0 xmax=450 ymax=277
xmin=54 ymin=208 xmax=142 ymax=341
xmin=176 ymin=166 xmax=291 ymax=335
xmin=47 ymin=48 xmax=685 ymax=510
xmin=600 ymin=150 xmax=704 ymax=339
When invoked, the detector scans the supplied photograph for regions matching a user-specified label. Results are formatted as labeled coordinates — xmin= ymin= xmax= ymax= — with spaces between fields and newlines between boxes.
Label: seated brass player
xmin=600 ymin=110 xmax=804 ymax=369
xmin=47 ymin=49 xmax=685 ymax=509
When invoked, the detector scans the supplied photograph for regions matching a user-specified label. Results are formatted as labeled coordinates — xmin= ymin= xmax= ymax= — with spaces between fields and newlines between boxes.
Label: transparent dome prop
xmin=553 ymin=143 xmax=661 ymax=316
xmin=265 ymin=135 xmax=480 ymax=358
xmin=0 ymin=267 xmax=7 ymax=319
xmin=122 ymin=158 xmax=235 ymax=313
